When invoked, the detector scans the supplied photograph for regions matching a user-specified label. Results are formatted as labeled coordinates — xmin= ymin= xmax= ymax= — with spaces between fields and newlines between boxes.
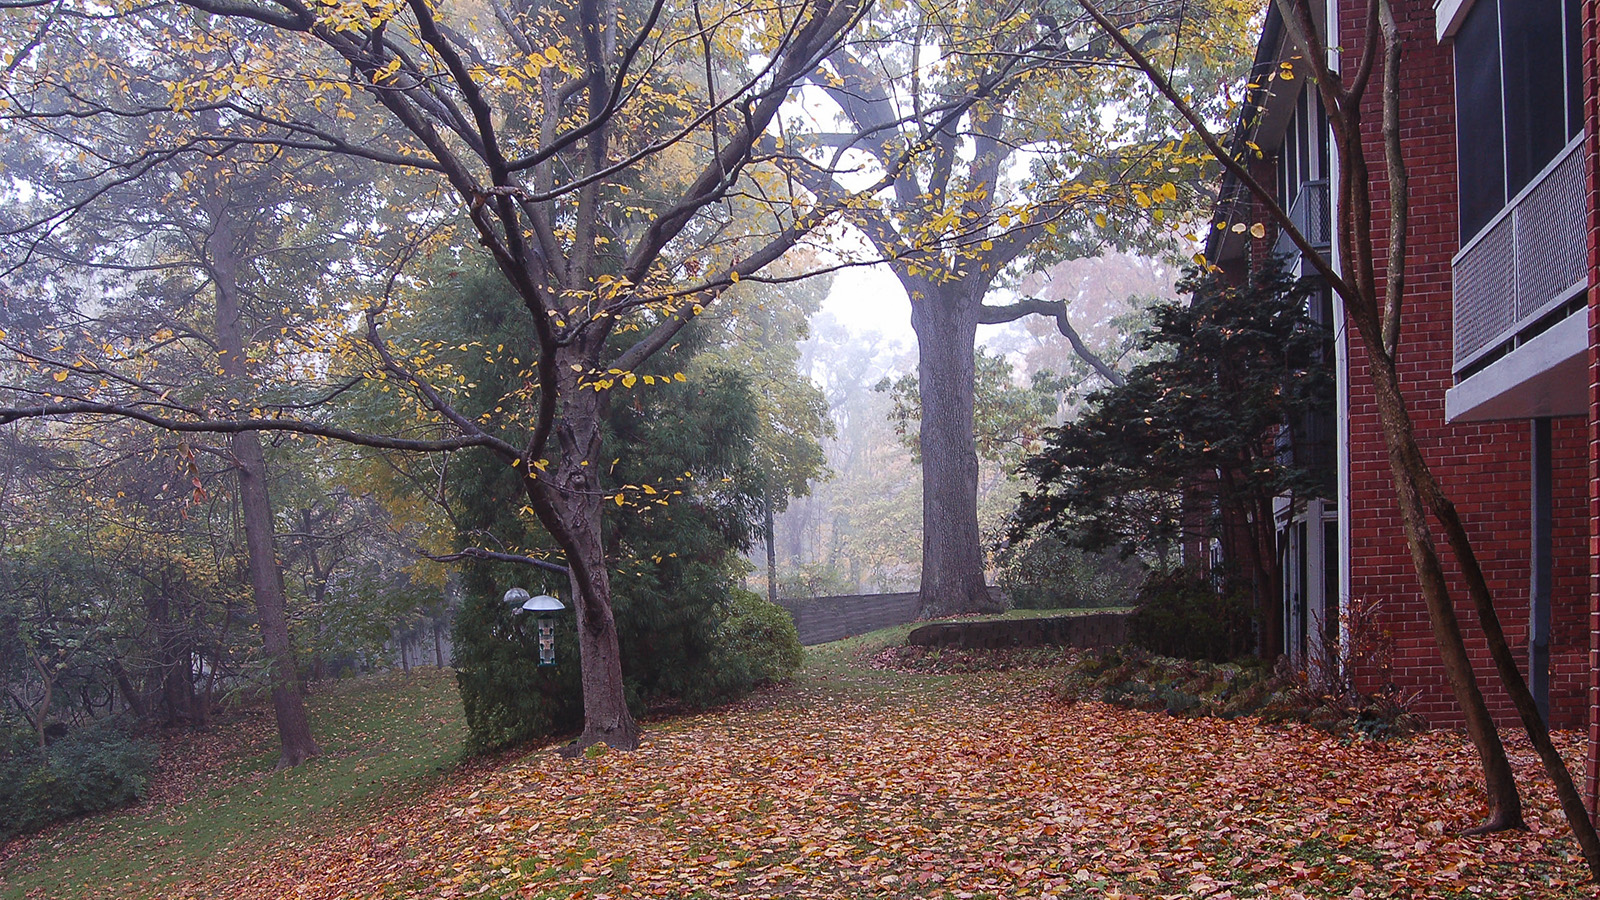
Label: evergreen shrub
xmin=996 ymin=534 xmax=1146 ymax=609
xmin=0 ymin=720 xmax=156 ymax=839
xmin=1126 ymin=568 xmax=1254 ymax=662
xmin=703 ymin=588 xmax=803 ymax=697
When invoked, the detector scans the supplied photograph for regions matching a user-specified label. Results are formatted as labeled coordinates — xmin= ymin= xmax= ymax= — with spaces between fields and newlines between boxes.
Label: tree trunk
xmin=208 ymin=198 xmax=320 ymax=769
xmin=302 ymin=508 xmax=329 ymax=683
xmin=1421 ymin=428 xmax=1600 ymax=857
xmin=233 ymin=429 xmax=321 ymax=767
xmin=1375 ymin=359 xmax=1600 ymax=856
xmin=110 ymin=658 xmax=148 ymax=720
xmin=145 ymin=574 xmax=194 ymax=725
xmin=523 ymin=353 xmax=639 ymax=752
xmin=1252 ymin=492 xmax=1284 ymax=660
xmin=1361 ymin=357 xmax=1522 ymax=829
xmin=29 ymin=653 xmax=53 ymax=752
xmin=910 ymin=284 xmax=1002 ymax=619
xmin=764 ymin=482 xmax=778 ymax=603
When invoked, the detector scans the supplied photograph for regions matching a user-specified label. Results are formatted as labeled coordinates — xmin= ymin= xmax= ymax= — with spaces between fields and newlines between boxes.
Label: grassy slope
xmin=3 ymin=610 xmax=1589 ymax=900
xmin=0 ymin=668 xmax=466 ymax=900
xmin=0 ymin=609 xmax=1088 ymax=899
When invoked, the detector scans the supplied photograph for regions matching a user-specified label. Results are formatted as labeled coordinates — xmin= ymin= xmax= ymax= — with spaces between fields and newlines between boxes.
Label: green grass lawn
xmin=0 ymin=668 xmax=468 ymax=900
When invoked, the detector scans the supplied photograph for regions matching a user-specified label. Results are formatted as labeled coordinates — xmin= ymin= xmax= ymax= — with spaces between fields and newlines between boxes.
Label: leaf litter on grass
xmin=157 ymin=663 xmax=1588 ymax=900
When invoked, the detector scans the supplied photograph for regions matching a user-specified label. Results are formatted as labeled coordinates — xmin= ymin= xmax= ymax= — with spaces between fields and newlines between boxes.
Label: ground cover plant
xmin=1 ymin=634 xmax=1590 ymax=899
xmin=1064 ymin=647 xmax=1431 ymax=740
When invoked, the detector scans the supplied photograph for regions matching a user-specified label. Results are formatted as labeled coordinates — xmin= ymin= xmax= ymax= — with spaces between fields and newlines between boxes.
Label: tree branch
xmin=0 ymin=401 xmax=494 ymax=452
xmin=1078 ymin=0 xmax=1352 ymax=302
xmin=978 ymin=295 xmax=1126 ymax=386
xmin=424 ymin=547 xmax=570 ymax=575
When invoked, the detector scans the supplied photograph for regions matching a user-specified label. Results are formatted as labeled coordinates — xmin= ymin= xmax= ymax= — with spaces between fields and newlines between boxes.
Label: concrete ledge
xmin=1446 ymin=307 xmax=1586 ymax=422
xmin=906 ymin=613 xmax=1129 ymax=651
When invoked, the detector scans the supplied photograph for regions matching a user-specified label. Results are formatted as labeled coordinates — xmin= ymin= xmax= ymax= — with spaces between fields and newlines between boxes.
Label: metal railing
xmin=1452 ymin=135 xmax=1587 ymax=372
xmin=1273 ymin=179 xmax=1331 ymax=258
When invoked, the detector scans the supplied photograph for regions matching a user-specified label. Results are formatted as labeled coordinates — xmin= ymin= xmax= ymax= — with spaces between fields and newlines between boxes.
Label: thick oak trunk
xmin=910 ymin=286 xmax=1003 ymax=619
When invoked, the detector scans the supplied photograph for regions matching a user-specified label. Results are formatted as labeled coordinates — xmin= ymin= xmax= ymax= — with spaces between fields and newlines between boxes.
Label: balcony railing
xmin=1453 ymin=135 xmax=1587 ymax=372
xmin=1273 ymin=179 xmax=1331 ymax=259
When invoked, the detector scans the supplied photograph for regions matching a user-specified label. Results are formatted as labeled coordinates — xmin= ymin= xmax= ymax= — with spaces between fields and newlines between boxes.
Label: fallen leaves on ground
xmin=150 ymin=667 xmax=1587 ymax=900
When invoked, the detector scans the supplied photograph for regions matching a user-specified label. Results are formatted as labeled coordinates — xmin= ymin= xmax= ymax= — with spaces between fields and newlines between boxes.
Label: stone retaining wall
xmin=905 ymin=613 xmax=1129 ymax=650
xmin=776 ymin=592 xmax=921 ymax=646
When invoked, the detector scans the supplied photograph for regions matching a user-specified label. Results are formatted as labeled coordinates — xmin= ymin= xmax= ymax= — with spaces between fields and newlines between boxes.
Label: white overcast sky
xmin=818 ymin=264 xmax=1028 ymax=368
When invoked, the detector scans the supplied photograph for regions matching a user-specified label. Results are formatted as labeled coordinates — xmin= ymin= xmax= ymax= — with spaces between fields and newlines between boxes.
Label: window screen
xmin=1567 ymin=0 xmax=1582 ymax=139
xmin=1455 ymin=0 xmax=1505 ymax=241
xmin=1500 ymin=0 xmax=1566 ymax=195
xmin=1453 ymin=0 xmax=1582 ymax=245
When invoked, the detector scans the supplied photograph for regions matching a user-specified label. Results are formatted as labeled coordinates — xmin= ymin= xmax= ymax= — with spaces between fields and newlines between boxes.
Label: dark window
xmin=1316 ymin=92 xmax=1329 ymax=179
xmin=1295 ymin=87 xmax=1311 ymax=197
xmin=1275 ymin=84 xmax=1327 ymax=218
xmin=1567 ymin=0 xmax=1582 ymax=138
xmin=1454 ymin=0 xmax=1582 ymax=244
xmin=1456 ymin=0 xmax=1505 ymax=240
xmin=1500 ymin=0 xmax=1566 ymax=194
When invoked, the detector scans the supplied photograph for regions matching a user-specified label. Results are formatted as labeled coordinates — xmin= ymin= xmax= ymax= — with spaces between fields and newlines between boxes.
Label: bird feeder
xmin=520 ymin=592 xmax=566 ymax=667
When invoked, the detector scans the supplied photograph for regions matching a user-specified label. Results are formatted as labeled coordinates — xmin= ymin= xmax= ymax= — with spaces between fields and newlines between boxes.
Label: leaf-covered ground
xmin=5 ymin=649 xmax=1593 ymax=899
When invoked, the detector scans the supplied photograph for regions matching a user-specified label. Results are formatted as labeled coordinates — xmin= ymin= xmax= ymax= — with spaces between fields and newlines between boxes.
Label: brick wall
xmin=1339 ymin=0 xmax=1591 ymax=731
xmin=1585 ymin=0 xmax=1600 ymax=815
xmin=776 ymin=592 xmax=922 ymax=645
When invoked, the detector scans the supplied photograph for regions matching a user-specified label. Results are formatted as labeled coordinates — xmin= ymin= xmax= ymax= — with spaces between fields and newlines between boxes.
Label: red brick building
xmin=1209 ymin=0 xmax=1598 ymax=806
